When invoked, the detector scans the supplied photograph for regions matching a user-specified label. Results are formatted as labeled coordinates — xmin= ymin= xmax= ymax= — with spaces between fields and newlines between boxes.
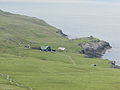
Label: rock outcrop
xmin=80 ymin=40 xmax=112 ymax=58
xmin=56 ymin=30 xmax=68 ymax=38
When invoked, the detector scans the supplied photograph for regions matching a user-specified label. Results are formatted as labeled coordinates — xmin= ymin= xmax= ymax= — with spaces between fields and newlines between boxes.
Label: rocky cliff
xmin=80 ymin=40 xmax=112 ymax=58
xmin=56 ymin=30 xmax=68 ymax=38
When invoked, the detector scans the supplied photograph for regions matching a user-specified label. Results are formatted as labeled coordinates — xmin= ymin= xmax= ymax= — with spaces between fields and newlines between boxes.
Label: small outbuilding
xmin=58 ymin=47 xmax=66 ymax=52
xmin=40 ymin=46 xmax=52 ymax=51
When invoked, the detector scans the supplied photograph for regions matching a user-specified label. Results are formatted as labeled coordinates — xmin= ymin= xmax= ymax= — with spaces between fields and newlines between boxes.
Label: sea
xmin=0 ymin=0 xmax=120 ymax=65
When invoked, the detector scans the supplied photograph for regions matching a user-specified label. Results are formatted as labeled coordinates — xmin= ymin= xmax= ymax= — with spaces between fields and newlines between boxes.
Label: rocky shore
xmin=56 ymin=30 xmax=112 ymax=59
xmin=56 ymin=30 xmax=68 ymax=38
xmin=79 ymin=39 xmax=112 ymax=58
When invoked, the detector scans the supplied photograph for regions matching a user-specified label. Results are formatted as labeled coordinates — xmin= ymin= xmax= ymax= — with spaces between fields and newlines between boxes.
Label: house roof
xmin=40 ymin=46 xmax=50 ymax=50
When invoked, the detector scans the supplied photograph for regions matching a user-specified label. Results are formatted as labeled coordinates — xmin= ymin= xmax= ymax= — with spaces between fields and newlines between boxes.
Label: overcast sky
xmin=0 ymin=0 xmax=92 ymax=3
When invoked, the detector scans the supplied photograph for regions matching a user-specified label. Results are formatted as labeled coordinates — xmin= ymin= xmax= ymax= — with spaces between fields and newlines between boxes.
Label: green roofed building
xmin=40 ymin=46 xmax=52 ymax=51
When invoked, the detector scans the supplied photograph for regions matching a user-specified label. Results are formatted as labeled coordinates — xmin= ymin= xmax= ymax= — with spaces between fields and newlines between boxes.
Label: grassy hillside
xmin=0 ymin=10 xmax=120 ymax=90
xmin=0 ymin=10 xmax=64 ymax=45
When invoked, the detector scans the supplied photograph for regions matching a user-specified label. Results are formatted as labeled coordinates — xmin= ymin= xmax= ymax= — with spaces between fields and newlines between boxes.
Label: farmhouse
xmin=40 ymin=46 xmax=52 ymax=51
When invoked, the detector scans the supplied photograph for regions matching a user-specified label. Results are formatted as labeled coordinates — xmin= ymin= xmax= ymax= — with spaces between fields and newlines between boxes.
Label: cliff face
xmin=80 ymin=40 xmax=112 ymax=58
xmin=56 ymin=30 xmax=68 ymax=38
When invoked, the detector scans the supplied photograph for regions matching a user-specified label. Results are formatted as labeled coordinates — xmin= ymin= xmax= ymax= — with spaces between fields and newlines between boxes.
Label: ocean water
xmin=0 ymin=1 xmax=120 ymax=64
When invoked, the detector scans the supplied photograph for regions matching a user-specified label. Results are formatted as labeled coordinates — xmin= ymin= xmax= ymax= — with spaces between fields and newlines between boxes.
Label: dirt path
xmin=65 ymin=54 xmax=76 ymax=65
xmin=57 ymin=52 xmax=76 ymax=65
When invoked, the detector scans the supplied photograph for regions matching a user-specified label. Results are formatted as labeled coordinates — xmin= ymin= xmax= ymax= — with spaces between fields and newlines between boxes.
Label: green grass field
xmin=0 ymin=10 xmax=120 ymax=90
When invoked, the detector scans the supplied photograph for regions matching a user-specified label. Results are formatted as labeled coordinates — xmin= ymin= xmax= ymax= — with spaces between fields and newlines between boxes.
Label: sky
xmin=0 ymin=0 xmax=119 ymax=3
xmin=0 ymin=0 xmax=92 ymax=3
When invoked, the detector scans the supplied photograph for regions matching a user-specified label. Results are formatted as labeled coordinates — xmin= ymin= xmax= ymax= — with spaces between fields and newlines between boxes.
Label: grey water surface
xmin=0 ymin=1 xmax=120 ymax=64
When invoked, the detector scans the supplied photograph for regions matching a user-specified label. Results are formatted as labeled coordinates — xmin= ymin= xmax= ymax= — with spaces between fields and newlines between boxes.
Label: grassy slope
xmin=0 ymin=10 xmax=120 ymax=90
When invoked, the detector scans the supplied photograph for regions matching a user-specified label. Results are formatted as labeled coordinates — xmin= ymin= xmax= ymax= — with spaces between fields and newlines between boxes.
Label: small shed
xmin=58 ymin=47 xmax=66 ymax=51
xmin=40 ymin=46 xmax=51 ymax=51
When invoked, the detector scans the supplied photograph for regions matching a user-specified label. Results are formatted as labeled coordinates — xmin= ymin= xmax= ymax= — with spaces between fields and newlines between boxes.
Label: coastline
xmin=60 ymin=31 xmax=112 ymax=58
xmin=59 ymin=30 xmax=120 ymax=68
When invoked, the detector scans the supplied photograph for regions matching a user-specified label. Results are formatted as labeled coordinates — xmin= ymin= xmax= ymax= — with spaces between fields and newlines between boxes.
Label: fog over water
xmin=0 ymin=1 xmax=120 ymax=64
